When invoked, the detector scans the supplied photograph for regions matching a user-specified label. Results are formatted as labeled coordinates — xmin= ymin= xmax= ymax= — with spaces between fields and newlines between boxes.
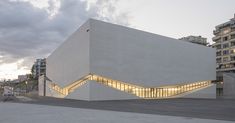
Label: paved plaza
xmin=0 ymin=102 xmax=234 ymax=123
xmin=1 ymin=96 xmax=235 ymax=122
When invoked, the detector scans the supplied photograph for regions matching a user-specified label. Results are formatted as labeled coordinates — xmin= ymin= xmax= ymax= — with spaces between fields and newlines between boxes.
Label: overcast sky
xmin=0 ymin=0 xmax=235 ymax=80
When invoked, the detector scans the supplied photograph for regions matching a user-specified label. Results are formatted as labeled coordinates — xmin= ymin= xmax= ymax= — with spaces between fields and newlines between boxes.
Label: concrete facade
xmin=38 ymin=75 xmax=44 ymax=96
xmin=44 ymin=19 xmax=216 ymax=100
xmin=89 ymin=20 xmax=215 ymax=87
xmin=223 ymin=73 xmax=235 ymax=99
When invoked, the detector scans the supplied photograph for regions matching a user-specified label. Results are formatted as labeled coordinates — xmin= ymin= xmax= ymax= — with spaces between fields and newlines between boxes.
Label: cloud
xmin=0 ymin=0 xmax=130 ymax=79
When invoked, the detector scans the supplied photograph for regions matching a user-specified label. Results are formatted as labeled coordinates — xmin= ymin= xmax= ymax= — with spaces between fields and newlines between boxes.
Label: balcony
xmin=217 ymin=67 xmax=235 ymax=72
xmin=214 ymin=44 xmax=222 ymax=50
xmin=217 ymin=63 xmax=235 ymax=71
xmin=213 ymin=30 xmax=220 ymax=35
xmin=216 ymin=54 xmax=222 ymax=57
xmin=212 ymin=36 xmax=221 ymax=42
xmin=216 ymin=60 xmax=222 ymax=63
xmin=231 ymin=28 xmax=235 ymax=34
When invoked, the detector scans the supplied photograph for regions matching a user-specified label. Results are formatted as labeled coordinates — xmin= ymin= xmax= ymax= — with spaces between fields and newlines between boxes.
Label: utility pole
xmin=43 ymin=59 xmax=46 ymax=96
xmin=43 ymin=74 xmax=46 ymax=96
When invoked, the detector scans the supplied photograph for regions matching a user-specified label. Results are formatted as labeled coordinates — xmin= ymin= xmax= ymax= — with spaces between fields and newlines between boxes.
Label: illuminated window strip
xmin=48 ymin=74 xmax=212 ymax=99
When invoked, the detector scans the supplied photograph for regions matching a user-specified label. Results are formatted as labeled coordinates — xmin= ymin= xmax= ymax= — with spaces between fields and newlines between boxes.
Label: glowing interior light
xmin=47 ymin=74 xmax=212 ymax=99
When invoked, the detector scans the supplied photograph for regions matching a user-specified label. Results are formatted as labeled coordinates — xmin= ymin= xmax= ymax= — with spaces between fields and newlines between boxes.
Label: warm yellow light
xmin=167 ymin=88 xmax=179 ymax=91
xmin=48 ymin=74 xmax=212 ymax=99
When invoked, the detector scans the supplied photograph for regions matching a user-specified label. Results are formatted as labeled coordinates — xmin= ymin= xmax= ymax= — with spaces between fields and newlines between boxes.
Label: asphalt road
xmin=13 ymin=96 xmax=235 ymax=121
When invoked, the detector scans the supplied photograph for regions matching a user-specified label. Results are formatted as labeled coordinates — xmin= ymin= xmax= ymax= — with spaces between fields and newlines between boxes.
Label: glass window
xmin=223 ymin=43 xmax=229 ymax=48
xmin=231 ymin=34 xmax=235 ymax=39
xmin=231 ymin=41 xmax=235 ymax=46
xmin=223 ymin=57 xmax=229 ymax=62
xmin=216 ymin=44 xmax=221 ymax=49
xmin=223 ymin=36 xmax=228 ymax=41
xmin=223 ymin=50 xmax=229 ymax=55
xmin=231 ymin=56 xmax=235 ymax=61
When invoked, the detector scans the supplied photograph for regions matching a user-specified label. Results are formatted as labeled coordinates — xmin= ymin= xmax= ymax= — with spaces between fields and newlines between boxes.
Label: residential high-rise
xmin=179 ymin=35 xmax=208 ymax=46
xmin=212 ymin=14 xmax=235 ymax=79
xmin=212 ymin=14 xmax=235 ymax=97
xmin=32 ymin=58 xmax=46 ymax=79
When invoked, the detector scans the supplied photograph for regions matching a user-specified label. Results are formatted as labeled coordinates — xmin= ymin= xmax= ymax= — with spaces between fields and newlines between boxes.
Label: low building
xmin=39 ymin=19 xmax=216 ymax=101
xmin=179 ymin=36 xmax=208 ymax=46
xmin=18 ymin=74 xmax=30 ymax=82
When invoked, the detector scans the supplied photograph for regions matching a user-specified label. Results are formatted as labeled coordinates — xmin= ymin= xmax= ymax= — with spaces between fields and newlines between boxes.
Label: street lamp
xmin=25 ymin=81 xmax=28 ymax=93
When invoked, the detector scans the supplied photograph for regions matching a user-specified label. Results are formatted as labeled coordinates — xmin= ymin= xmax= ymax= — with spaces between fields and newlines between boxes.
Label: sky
xmin=0 ymin=0 xmax=235 ymax=80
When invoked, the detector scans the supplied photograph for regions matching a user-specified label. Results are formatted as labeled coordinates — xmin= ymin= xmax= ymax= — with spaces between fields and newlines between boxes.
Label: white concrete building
xmin=39 ymin=19 xmax=216 ymax=100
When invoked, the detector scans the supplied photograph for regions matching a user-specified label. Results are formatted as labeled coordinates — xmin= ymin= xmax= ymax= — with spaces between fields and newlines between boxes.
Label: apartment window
xmin=232 ymin=63 xmax=235 ymax=67
xmin=232 ymin=27 xmax=235 ymax=32
xmin=216 ymin=58 xmax=222 ymax=63
xmin=225 ymin=64 xmax=230 ymax=68
xmin=216 ymin=51 xmax=222 ymax=56
xmin=223 ymin=57 xmax=229 ymax=62
xmin=231 ymin=41 xmax=235 ymax=46
xmin=231 ymin=34 xmax=235 ymax=39
xmin=223 ymin=50 xmax=229 ymax=55
xmin=223 ymin=36 xmax=228 ymax=41
xmin=216 ymin=44 xmax=221 ymax=49
xmin=223 ymin=43 xmax=229 ymax=48
xmin=231 ymin=49 xmax=235 ymax=54
xmin=231 ymin=56 xmax=235 ymax=61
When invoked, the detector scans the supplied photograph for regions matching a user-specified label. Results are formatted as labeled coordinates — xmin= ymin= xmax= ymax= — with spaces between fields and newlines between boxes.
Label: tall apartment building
xmin=212 ymin=14 xmax=235 ymax=80
xmin=179 ymin=35 xmax=208 ymax=46
xmin=32 ymin=58 xmax=46 ymax=79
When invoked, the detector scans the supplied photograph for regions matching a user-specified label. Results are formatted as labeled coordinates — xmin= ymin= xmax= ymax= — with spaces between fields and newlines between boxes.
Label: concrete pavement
xmin=19 ymin=96 xmax=235 ymax=121
xmin=0 ymin=102 xmax=234 ymax=123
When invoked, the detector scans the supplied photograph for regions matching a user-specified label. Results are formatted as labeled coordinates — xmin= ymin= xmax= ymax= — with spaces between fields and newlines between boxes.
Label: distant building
xmin=179 ymin=36 xmax=208 ymax=46
xmin=212 ymin=14 xmax=235 ymax=80
xmin=211 ymin=14 xmax=235 ymax=97
xmin=32 ymin=58 xmax=46 ymax=78
xmin=18 ymin=74 xmax=30 ymax=82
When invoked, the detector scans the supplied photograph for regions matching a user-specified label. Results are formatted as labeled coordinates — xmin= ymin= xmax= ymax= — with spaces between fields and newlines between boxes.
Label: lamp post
xmin=25 ymin=81 xmax=28 ymax=93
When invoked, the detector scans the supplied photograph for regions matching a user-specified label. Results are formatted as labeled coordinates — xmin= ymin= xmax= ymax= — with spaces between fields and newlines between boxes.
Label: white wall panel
xmin=46 ymin=19 xmax=216 ymax=100
xmin=90 ymin=19 xmax=216 ymax=87
xmin=47 ymin=21 xmax=90 ymax=87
